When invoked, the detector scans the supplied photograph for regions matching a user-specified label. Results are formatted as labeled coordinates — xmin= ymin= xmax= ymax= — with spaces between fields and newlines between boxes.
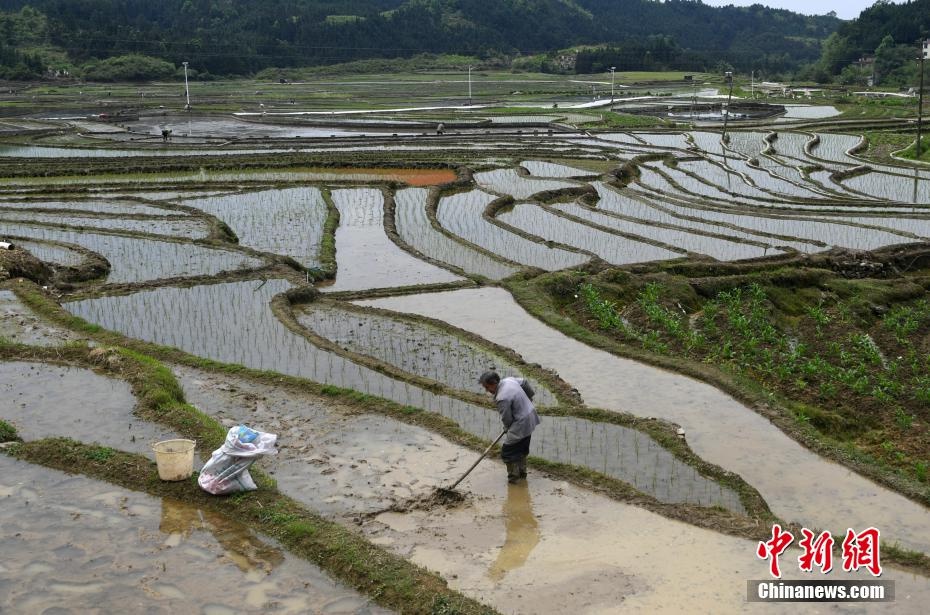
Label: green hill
xmin=0 ymin=0 xmax=841 ymax=79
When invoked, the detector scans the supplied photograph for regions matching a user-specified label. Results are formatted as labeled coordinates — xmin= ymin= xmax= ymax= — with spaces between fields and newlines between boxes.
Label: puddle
xmin=0 ymin=222 xmax=263 ymax=283
xmin=0 ymin=361 xmax=188 ymax=460
xmin=393 ymin=188 xmax=518 ymax=280
xmin=0 ymin=211 xmax=209 ymax=239
xmin=0 ymin=456 xmax=386 ymax=614
xmin=437 ymin=190 xmax=589 ymax=271
xmin=295 ymin=302 xmax=556 ymax=405
xmin=66 ymin=280 xmax=741 ymax=510
xmin=324 ymin=188 xmax=462 ymax=292
xmin=183 ymin=188 xmax=329 ymax=267
xmin=361 ymin=288 xmax=930 ymax=554
xmin=0 ymin=290 xmax=77 ymax=346
xmin=498 ymin=203 xmax=683 ymax=265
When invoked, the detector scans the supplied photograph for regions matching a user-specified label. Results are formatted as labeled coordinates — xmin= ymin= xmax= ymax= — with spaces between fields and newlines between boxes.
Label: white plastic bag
xmin=198 ymin=425 xmax=277 ymax=495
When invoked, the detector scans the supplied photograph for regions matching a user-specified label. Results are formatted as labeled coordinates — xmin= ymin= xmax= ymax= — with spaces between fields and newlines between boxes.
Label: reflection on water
xmin=0 ymin=456 xmax=387 ymax=614
xmin=160 ymin=498 xmax=285 ymax=574
xmin=488 ymin=483 xmax=539 ymax=583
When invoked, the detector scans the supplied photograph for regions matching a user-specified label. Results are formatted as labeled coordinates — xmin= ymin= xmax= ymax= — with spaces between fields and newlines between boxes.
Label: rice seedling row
xmin=437 ymin=190 xmax=589 ymax=271
xmin=296 ymin=303 xmax=556 ymax=405
xmin=183 ymin=187 xmax=329 ymax=267
xmin=497 ymin=203 xmax=683 ymax=265
xmin=393 ymin=187 xmax=519 ymax=280
xmin=0 ymin=222 xmax=262 ymax=283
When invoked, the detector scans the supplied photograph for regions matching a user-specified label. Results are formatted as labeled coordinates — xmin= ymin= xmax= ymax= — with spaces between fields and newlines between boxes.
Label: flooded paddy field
xmin=183 ymin=188 xmax=329 ymax=268
xmin=0 ymin=210 xmax=210 ymax=239
xmin=1 ymin=361 xmax=186 ymax=458
xmin=4 ymin=99 xmax=930 ymax=612
xmin=0 ymin=456 xmax=386 ymax=614
xmin=295 ymin=302 xmax=557 ymax=405
xmin=65 ymin=278 xmax=741 ymax=510
xmin=0 ymin=222 xmax=264 ymax=283
xmin=361 ymin=288 xmax=930 ymax=555
xmin=393 ymin=187 xmax=520 ymax=280
xmin=437 ymin=190 xmax=589 ymax=271
xmin=325 ymin=188 xmax=462 ymax=291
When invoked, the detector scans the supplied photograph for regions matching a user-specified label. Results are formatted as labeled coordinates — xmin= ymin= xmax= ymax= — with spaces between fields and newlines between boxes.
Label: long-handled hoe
xmin=434 ymin=429 xmax=507 ymax=501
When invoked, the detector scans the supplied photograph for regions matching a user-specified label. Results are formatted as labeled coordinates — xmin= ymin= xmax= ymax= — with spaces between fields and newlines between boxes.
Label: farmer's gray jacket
xmin=495 ymin=377 xmax=540 ymax=444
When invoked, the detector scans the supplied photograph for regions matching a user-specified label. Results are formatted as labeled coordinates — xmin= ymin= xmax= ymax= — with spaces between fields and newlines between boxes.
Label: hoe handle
xmin=447 ymin=429 xmax=508 ymax=491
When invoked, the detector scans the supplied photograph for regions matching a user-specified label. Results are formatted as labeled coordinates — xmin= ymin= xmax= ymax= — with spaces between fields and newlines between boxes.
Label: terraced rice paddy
xmin=0 ymin=223 xmax=262 ymax=283
xmin=4 ymin=109 xmax=930 ymax=612
xmin=393 ymin=187 xmax=519 ymax=279
xmin=437 ymin=190 xmax=589 ymax=271
xmin=296 ymin=302 xmax=557 ymax=405
xmin=183 ymin=188 xmax=328 ymax=267
xmin=326 ymin=188 xmax=462 ymax=291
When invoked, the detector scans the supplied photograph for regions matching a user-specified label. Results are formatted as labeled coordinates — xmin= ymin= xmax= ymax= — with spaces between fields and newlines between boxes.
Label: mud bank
xmin=0 ymin=289 xmax=77 ymax=346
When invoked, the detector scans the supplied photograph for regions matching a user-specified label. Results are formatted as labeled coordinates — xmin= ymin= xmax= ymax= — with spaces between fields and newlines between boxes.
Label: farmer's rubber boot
xmin=517 ymin=457 xmax=527 ymax=479
xmin=506 ymin=462 xmax=520 ymax=484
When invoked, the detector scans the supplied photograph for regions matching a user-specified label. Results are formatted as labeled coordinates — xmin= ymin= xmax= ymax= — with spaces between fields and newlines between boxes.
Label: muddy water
xmin=0 ymin=290 xmax=77 ymax=346
xmin=360 ymin=288 xmax=930 ymax=555
xmin=295 ymin=303 xmax=556 ymax=405
xmin=0 ymin=361 xmax=189 ymax=460
xmin=167 ymin=367 xmax=930 ymax=614
xmin=324 ymin=188 xmax=462 ymax=292
xmin=0 ymin=456 xmax=387 ymax=614
xmin=66 ymin=280 xmax=742 ymax=510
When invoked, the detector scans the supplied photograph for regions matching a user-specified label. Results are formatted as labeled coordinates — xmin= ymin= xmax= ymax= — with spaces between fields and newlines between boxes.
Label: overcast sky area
xmin=699 ymin=0 xmax=908 ymax=20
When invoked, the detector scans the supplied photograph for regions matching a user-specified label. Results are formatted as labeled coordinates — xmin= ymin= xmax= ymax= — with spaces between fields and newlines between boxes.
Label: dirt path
xmin=173 ymin=365 xmax=930 ymax=613
xmin=358 ymin=288 xmax=930 ymax=556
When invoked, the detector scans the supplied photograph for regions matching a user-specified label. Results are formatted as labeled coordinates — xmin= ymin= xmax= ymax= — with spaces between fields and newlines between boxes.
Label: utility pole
xmin=467 ymin=65 xmax=473 ymax=106
xmin=917 ymin=39 xmax=928 ymax=159
xmin=609 ymin=66 xmax=616 ymax=103
xmin=751 ymin=70 xmax=755 ymax=99
xmin=721 ymin=70 xmax=734 ymax=144
xmin=182 ymin=61 xmax=191 ymax=111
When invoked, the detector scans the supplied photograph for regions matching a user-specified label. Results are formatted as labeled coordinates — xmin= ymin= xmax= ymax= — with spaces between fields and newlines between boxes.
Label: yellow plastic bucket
xmin=152 ymin=439 xmax=196 ymax=481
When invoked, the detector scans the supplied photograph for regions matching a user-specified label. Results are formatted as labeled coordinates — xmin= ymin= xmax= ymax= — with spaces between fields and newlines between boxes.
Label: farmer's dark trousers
xmin=501 ymin=435 xmax=531 ymax=463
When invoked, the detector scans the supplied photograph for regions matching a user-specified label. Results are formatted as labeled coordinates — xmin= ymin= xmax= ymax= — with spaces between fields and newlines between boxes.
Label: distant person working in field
xmin=479 ymin=371 xmax=540 ymax=483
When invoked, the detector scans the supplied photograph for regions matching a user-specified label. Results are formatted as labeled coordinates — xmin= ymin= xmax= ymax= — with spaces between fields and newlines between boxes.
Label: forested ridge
xmin=0 ymin=0 xmax=842 ymax=80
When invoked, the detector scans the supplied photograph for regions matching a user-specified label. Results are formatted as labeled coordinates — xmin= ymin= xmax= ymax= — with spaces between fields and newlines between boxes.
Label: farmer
xmin=479 ymin=371 xmax=540 ymax=483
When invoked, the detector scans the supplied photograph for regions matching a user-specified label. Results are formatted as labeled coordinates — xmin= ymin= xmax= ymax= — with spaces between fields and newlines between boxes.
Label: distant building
xmin=923 ymin=39 xmax=930 ymax=60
